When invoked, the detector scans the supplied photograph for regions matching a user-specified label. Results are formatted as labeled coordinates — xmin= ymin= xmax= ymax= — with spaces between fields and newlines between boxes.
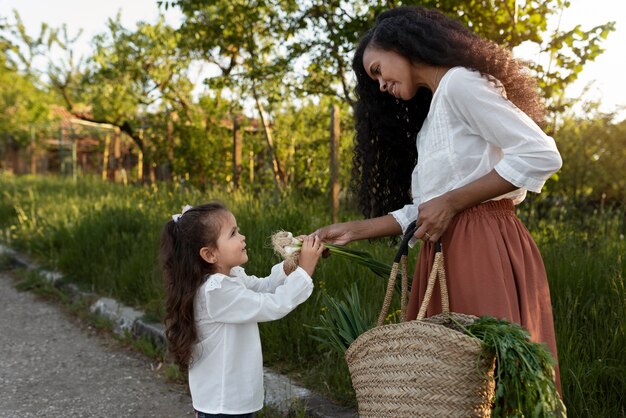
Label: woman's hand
xmin=309 ymin=222 xmax=354 ymax=246
xmin=414 ymin=170 xmax=518 ymax=242
xmin=414 ymin=193 xmax=459 ymax=242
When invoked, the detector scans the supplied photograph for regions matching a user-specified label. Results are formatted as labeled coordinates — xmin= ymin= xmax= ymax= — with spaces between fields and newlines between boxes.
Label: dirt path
xmin=0 ymin=272 xmax=194 ymax=418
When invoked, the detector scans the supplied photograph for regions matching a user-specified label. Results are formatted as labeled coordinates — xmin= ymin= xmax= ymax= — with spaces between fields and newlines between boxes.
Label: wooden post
xmin=113 ymin=130 xmax=121 ymax=182
xmin=71 ymin=124 xmax=77 ymax=181
xmin=232 ymin=115 xmax=243 ymax=189
xmin=7 ymin=138 xmax=18 ymax=174
xmin=137 ymin=129 xmax=144 ymax=182
xmin=102 ymin=134 xmax=110 ymax=181
xmin=30 ymin=127 xmax=37 ymax=175
xmin=330 ymin=104 xmax=341 ymax=224
xmin=2 ymin=133 xmax=7 ymax=173
xmin=137 ymin=149 xmax=143 ymax=182
xmin=166 ymin=117 xmax=174 ymax=181
xmin=249 ymin=151 xmax=255 ymax=184
xmin=58 ymin=125 xmax=64 ymax=175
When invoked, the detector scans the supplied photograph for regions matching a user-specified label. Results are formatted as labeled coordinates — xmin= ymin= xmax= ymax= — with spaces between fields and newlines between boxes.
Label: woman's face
xmin=362 ymin=46 xmax=429 ymax=100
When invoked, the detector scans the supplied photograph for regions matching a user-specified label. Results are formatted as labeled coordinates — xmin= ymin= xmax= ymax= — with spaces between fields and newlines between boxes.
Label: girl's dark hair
xmin=159 ymin=202 xmax=228 ymax=372
xmin=352 ymin=6 xmax=546 ymax=218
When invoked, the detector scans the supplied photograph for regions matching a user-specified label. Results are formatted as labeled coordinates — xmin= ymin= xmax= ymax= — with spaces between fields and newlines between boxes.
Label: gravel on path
xmin=0 ymin=272 xmax=194 ymax=418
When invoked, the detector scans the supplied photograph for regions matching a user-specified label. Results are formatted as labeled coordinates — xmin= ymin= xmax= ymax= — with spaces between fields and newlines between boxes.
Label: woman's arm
xmin=414 ymin=169 xmax=517 ymax=242
xmin=447 ymin=69 xmax=562 ymax=193
xmin=312 ymin=214 xmax=402 ymax=245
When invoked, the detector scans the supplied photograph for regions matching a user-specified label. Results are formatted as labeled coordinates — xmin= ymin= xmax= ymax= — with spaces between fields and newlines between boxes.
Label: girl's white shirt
xmin=391 ymin=66 xmax=563 ymax=234
xmin=189 ymin=262 xmax=313 ymax=414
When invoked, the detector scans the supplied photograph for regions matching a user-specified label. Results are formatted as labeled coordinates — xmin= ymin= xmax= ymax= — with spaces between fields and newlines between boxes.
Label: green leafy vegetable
xmin=463 ymin=316 xmax=566 ymax=417
xmin=309 ymin=282 xmax=375 ymax=356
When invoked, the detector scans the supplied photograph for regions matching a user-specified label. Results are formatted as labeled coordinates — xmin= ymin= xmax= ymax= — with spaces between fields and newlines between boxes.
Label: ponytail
xmin=159 ymin=202 xmax=227 ymax=371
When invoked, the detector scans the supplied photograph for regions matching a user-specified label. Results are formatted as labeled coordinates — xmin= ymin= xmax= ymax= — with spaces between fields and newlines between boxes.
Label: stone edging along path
xmin=0 ymin=244 xmax=357 ymax=418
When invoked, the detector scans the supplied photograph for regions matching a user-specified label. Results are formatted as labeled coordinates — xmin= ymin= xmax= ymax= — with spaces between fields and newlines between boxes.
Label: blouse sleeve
xmin=389 ymin=203 xmax=418 ymax=235
xmin=231 ymin=262 xmax=287 ymax=293
xmin=204 ymin=267 xmax=313 ymax=324
xmin=445 ymin=69 xmax=562 ymax=193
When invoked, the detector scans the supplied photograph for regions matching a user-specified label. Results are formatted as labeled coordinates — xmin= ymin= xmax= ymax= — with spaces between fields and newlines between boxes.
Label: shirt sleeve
xmin=231 ymin=262 xmax=287 ymax=293
xmin=204 ymin=267 xmax=313 ymax=324
xmin=444 ymin=69 xmax=562 ymax=193
xmin=389 ymin=203 xmax=418 ymax=235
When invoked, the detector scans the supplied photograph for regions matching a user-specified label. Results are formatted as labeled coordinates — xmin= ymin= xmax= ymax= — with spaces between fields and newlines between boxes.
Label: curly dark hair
xmin=159 ymin=202 xmax=228 ymax=372
xmin=352 ymin=6 xmax=546 ymax=218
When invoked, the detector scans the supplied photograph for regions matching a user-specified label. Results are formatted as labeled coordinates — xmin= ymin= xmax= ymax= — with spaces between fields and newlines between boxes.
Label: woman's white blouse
xmin=189 ymin=262 xmax=313 ymax=414
xmin=391 ymin=66 xmax=562 ymax=233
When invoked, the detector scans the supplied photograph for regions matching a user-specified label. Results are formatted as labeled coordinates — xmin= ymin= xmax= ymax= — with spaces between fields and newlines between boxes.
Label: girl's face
xmin=362 ymin=46 xmax=432 ymax=100
xmin=208 ymin=211 xmax=248 ymax=274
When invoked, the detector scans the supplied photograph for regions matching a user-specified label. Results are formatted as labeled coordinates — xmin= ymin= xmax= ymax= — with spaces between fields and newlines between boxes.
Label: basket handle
xmin=415 ymin=242 xmax=450 ymax=320
xmin=376 ymin=221 xmax=416 ymax=327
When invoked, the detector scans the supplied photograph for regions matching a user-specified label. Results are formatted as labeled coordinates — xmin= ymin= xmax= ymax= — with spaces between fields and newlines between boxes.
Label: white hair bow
xmin=172 ymin=204 xmax=193 ymax=223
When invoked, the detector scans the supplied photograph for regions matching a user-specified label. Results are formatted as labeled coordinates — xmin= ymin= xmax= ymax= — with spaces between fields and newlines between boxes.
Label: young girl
xmin=160 ymin=202 xmax=323 ymax=417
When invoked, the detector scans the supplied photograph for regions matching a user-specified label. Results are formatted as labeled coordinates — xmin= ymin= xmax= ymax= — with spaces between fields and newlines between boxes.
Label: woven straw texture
xmin=345 ymin=249 xmax=495 ymax=417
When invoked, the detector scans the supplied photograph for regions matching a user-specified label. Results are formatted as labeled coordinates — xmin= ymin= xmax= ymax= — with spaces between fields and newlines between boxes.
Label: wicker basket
xmin=345 ymin=229 xmax=495 ymax=417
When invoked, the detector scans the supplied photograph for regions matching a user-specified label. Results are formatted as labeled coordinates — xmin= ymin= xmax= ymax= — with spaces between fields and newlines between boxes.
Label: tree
xmin=534 ymin=21 xmax=615 ymax=123
xmin=272 ymin=97 xmax=354 ymax=194
xmin=168 ymin=0 xmax=304 ymax=193
xmin=290 ymin=0 xmax=614 ymax=118
xmin=47 ymin=14 xmax=201 ymax=179
xmin=1 ymin=1 xmax=616 ymax=196
xmin=5 ymin=10 xmax=55 ymax=77
xmin=554 ymin=107 xmax=626 ymax=206
xmin=0 ymin=13 xmax=54 ymax=154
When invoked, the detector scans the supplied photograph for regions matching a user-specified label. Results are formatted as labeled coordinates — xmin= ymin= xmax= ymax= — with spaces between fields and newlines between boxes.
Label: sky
xmin=1 ymin=0 xmax=625 ymax=116
xmin=513 ymin=0 xmax=626 ymax=116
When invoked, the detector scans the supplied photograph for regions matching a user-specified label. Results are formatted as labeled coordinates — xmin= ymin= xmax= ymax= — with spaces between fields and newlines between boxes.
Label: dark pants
xmin=195 ymin=412 xmax=254 ymax=418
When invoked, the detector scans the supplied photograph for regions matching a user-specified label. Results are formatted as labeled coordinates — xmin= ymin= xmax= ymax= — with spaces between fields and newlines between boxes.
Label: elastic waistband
xmin=456 ymin=199 xmax=515 ymax=219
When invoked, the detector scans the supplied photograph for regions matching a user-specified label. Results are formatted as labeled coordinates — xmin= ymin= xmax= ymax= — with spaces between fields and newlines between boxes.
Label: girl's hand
xmin=297 ymin=235 xmax=325 ymax=277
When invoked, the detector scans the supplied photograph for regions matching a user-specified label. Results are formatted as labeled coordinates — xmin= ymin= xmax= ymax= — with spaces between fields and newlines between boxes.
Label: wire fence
xmin=2 ymin=119 xmax=142 ymax=184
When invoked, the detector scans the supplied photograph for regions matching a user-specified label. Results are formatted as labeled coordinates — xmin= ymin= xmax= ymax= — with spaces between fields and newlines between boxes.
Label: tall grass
xmin=0 ymin=175 xmax=624 ymax=416
xmin=528 ymin=206 xmax=626 ymax=417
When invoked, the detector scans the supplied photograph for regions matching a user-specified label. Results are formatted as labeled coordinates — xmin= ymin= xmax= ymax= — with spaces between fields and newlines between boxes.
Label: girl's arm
xmin=239 ymin=236 xmax=324 ymax=291
xmin=236 ymin=263 xmax=289 ymax=293
xmin=204 ymin=270 xmax=314 ymax=323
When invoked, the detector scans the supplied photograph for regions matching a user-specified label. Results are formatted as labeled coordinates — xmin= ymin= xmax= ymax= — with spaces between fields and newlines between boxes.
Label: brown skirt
xmin=406 ymin=199 xmax=561 ymax=391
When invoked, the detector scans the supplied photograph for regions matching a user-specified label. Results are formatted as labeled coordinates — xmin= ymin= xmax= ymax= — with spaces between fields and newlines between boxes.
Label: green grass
xmin=13 ymin=268 xmax=67 ymax=301
xmin=0 ymin=174 xmax=624 ymax=416
xmin=536 ymin=213 xmax=626 ymax=417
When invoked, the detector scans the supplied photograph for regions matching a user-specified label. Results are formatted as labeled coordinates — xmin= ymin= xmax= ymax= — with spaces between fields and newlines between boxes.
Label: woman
xmin=311 ymin=6 xmax=562 ymax=389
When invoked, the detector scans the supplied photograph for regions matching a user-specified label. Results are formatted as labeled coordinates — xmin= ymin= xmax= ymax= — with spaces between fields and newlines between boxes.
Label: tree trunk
xmin=30 ymin=128 xmax=37 ymax=175
xmin=232 ymin=115 xmax=243 ymax=189
xmin=330 ymin=104 xmax=341 ymax=223
xmin=251 ymin=84 xmax=285 ymax=196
